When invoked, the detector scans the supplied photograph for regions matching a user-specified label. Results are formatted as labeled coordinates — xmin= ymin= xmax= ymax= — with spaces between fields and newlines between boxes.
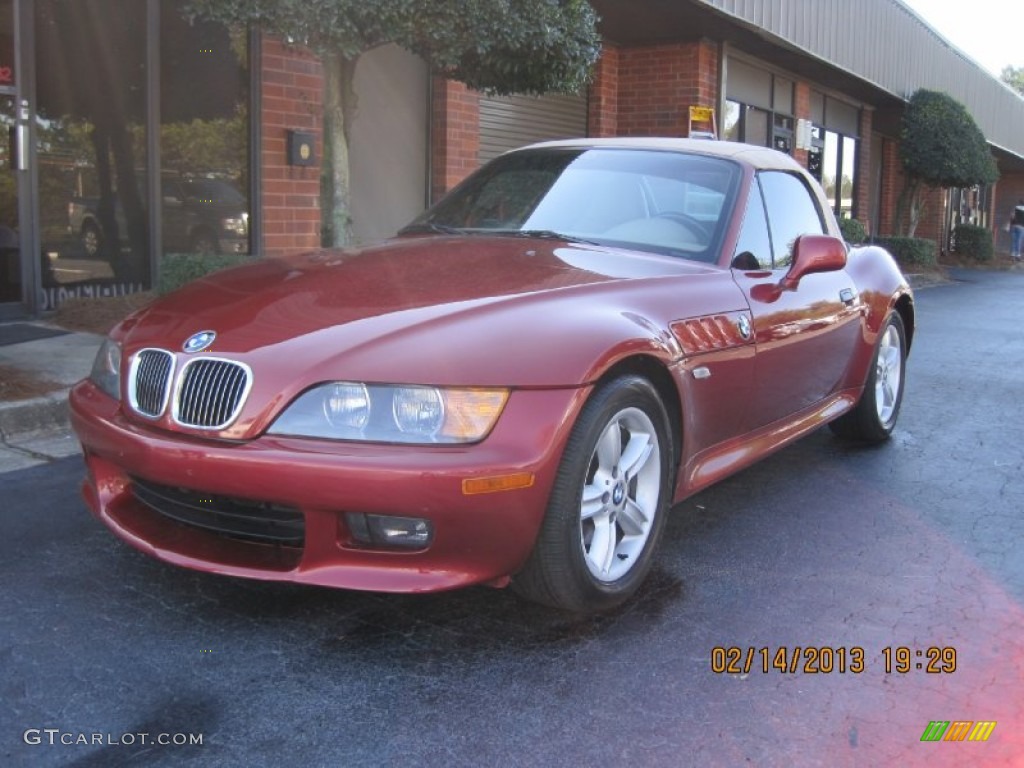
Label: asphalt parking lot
xmin=2 ymin=269 xmax=1023 ymax=767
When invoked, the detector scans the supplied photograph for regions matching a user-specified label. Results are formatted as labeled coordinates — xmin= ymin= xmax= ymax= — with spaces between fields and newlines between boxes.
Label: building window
xmin=725 ymin=59 xmax=795 ymax=153
xmin=806 ymin=94 xmax=860 ymax=219
xmin=34 ymin=1 xmax=252 ymax=306
xmin=810 ymin=130 xmax=858 ymax=219
xmin=160 ymin=1 xmax=251 ymax=258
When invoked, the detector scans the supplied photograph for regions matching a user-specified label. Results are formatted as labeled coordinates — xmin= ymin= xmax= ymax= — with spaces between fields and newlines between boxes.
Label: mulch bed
xmin=51 ymin=292 xmax=155 ymax=336
xmin=0 ymin=364 xmax=63 ymax=401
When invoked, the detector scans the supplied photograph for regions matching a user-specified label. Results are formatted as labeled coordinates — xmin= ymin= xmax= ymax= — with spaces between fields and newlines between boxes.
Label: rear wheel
xmin=830 ymin=311 xmax=907 ymax=443
xmin=81 ymin=221 xmax=102 ymax=257
xmin=513 ymin=376 xmax=673 ymax=613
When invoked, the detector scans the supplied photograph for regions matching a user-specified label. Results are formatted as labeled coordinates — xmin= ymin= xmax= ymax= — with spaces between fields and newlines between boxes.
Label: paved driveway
xmin=2 ymin=270 xmax=1022 ymax=767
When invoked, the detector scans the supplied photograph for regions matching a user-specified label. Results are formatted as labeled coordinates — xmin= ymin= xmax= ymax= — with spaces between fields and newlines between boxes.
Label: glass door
xmin=0 ymin=0 xmax=22 ymax=310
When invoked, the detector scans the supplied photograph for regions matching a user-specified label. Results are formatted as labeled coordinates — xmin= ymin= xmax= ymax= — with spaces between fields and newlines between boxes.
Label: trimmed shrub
xmin=873 ymin=236 xmax=937 ymax=268
xmin=952 ymin=224 xmax=994 ymax=262
xmin=158 ymin=252 xmax=255 ymax=295
xmin=837 ymin=217 xmax=867 ymax=245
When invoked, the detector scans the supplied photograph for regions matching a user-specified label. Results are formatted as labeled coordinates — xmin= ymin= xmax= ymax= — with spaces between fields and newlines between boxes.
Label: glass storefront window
xmin=36 ymin=0 xmax=149 ymax=294
xmin=724 ymin=63 xmax=794 ymax=153
xmin=818 ymin=129 xmax=858 ymax=219
xmin=724 ymin=100 xmax=741 ymax=142
xmin=160 ymin=1 xmax=250 ymax=258
xmin=746 ymin=107 xmax=769 ymax=147
xmin=0 ymin=93 xmax=19 ymax=303
xmin=823 ymin=130 xmax=839 ymax=211
xmin=32 ymin=1 xmax=251 ymax=310
xmin=840 ymin=136 xmax=857 ymax=218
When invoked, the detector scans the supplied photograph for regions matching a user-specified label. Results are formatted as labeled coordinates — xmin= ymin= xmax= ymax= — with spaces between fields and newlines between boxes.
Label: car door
xmin=730 ymin=171 xmax=862 ymax=430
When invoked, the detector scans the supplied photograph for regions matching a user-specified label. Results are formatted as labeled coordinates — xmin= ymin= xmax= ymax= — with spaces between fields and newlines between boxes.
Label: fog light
xmin=346 ymin=513 xmax=433 ymax=549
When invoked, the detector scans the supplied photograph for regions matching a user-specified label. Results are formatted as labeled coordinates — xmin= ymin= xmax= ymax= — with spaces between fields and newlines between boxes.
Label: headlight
xmin=220 ymin=215 xmax=248 ymax=236
xmin=323 ymin=382 xmax=370 ymax=429
xmin=268 ymin=383 xmax=509 ymax=444
xmin=89 ymin=338 xmax=122 ymax=401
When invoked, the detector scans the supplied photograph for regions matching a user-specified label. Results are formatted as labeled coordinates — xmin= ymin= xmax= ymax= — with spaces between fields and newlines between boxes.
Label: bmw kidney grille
xmin=129 ymin=349 xmax=175 ymax=418
xmin=129 ymin=351 xmax=251 ymax=429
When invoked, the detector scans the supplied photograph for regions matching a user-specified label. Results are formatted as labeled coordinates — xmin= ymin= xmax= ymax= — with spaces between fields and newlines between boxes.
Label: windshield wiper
xmin=493 ymin=229 xmax=601 ymax=246
xmin=398 ymin=222 xmax=464 ymax=236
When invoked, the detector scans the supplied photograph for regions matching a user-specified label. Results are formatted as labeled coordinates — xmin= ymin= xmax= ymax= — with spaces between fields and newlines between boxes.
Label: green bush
xmin=952 ymin=224 xmax=994 ymax=262
xmin=158 ymin=252 xmax=255 ymax=295
xmin=873 ymin=236 xmax=937 ymax=268
xmin=837 ymin=217 xmax=867 ymax=244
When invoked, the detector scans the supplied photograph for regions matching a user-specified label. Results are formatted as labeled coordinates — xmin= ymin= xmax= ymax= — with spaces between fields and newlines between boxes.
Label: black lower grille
xmin=130 ymin=477 xmax=304 ymax=546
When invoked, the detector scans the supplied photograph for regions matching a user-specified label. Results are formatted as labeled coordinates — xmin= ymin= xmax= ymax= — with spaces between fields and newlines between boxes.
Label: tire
xmin=829 ymin=311 xmax=907 ymax=443
xmin=513 ymin=376 xmax=673 ymax=613
xmin=81 ymin=221 xmax=102 ymax=258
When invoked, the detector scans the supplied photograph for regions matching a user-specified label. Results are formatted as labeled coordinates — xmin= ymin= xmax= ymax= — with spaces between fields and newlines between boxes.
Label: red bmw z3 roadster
xmin=71 ymin=138 xmax=913 ymax=613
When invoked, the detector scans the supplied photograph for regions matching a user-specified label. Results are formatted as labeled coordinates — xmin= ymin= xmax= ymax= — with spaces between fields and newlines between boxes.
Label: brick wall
xmin=588 ymin=44 xmax=620 ymax=138
xmin=856 ymin=109 xmax=873 ymax=231
xmin=876 ymin=141 xmax=949 ymax=245
xmin=878 ymin=139 xmax=902 ymax=236
xmin=260 ymin=37 xmax=323 ymax=256
xmin=616 ymin=40 xmax=719 ymax=137
xmin=916 ymin=187 xmax=947 ymax=249
xmin=430 ymin=78 xmax=481 ymax=201
xmin=792 ymin=81 xmax=811 ymax=169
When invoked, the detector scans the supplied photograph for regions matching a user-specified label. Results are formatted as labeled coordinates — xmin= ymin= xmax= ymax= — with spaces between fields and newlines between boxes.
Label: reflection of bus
xmin=67 ymin=174 xmax=249 ymax=257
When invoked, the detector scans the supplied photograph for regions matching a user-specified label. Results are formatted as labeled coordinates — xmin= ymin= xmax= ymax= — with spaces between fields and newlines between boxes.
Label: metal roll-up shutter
xmin=478 ymin=93 xmax=588 ymax=164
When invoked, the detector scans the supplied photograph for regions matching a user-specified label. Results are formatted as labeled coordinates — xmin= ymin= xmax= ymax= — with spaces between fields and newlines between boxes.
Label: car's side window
xmin=731 ymin=176 xmax=773 ymax=270
xmin=757 ymin=171 xmax=827 ymax=269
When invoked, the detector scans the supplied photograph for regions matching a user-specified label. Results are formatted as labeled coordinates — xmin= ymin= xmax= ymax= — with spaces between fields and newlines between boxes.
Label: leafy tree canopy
xmin=186 ymin=0 xmax=601 ymax=245
xmin=186 ymin=0 xmax=601 ymax=96
xmin=895 ymin=89 xmax=998 ymax=237
xmin=1001 ymin=65 xmax=1024 ymax=98
xmin=900 ymin=89 xmax=998 ymax=188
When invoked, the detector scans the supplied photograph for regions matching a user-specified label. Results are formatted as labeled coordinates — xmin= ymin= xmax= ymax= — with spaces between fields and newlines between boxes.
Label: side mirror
xmin=780 ymin=234 xmax=847 ymax=291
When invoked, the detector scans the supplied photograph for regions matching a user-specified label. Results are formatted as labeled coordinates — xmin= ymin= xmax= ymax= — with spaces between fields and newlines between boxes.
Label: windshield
xmin=406 ymin=148 xmax=741 ymax=262
xmin=180 ymin=179 xmax=246 ymax=205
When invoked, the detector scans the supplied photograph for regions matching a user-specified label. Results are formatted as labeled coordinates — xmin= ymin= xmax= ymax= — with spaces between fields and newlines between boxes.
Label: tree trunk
xmin=321 ymin=52 xmax=359 ymax=247
xmin=897 ymin=179 xmax=924 ymax=238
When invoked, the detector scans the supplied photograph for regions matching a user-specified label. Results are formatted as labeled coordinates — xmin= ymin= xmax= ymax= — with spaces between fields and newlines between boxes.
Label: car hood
xmin=114 ymin=235 xmax=727 ymax=436
xmin=123 ymin=235 xmax=714 ymax=350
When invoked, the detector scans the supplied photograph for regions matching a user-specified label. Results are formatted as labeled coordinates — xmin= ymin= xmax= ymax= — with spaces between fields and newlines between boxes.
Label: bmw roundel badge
xmin=737 ymin=315 xmax=752 ymax=341
xmin=183 ymin=330 xmax=216 ymax=354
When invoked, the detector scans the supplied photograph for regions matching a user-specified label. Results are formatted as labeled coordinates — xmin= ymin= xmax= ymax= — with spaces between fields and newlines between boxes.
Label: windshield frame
xmin=404 ymin=147 xmax=743 ymax=264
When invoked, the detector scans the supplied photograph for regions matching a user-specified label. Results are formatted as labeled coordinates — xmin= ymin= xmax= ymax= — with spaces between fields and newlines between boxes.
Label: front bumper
xmin=70 ymin=381 xmax=589 ymax=592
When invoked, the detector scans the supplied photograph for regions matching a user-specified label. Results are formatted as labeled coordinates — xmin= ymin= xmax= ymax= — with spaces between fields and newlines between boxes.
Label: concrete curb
xmin=0 ymin=325 xmax=101 ymax=440
xmin=0 ymin=392 xmax=71 ymax=440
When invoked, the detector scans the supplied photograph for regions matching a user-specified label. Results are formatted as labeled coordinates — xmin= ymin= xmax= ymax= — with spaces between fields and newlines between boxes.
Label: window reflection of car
xmin=67 ymin=176 xmax=249 ymax=257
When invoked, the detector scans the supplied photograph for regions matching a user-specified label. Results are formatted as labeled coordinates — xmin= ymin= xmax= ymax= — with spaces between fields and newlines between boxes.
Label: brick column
xmin=617 ymin=40 xmax=719 ymax=137
xmin=856 ymin=108 xmax=874 ymax=232
xmin=431 ymin=78 xmax=480 ymax=202
xmin=260 ymin=36 xmax=323 ymax=256
xmin=588 ymin=44 xmax=620 ymax=138
xmin=793 ymin=82 xmax=811 ymax=169
xmin=878 ymin=139 xmax=902 ymax=236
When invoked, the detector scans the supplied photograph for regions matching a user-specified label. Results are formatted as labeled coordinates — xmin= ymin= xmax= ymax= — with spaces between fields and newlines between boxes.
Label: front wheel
xmin=830 ymin=311 xmax=907 ymax=443
xmin=513 ymin=376 xmax=673 ymax=613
